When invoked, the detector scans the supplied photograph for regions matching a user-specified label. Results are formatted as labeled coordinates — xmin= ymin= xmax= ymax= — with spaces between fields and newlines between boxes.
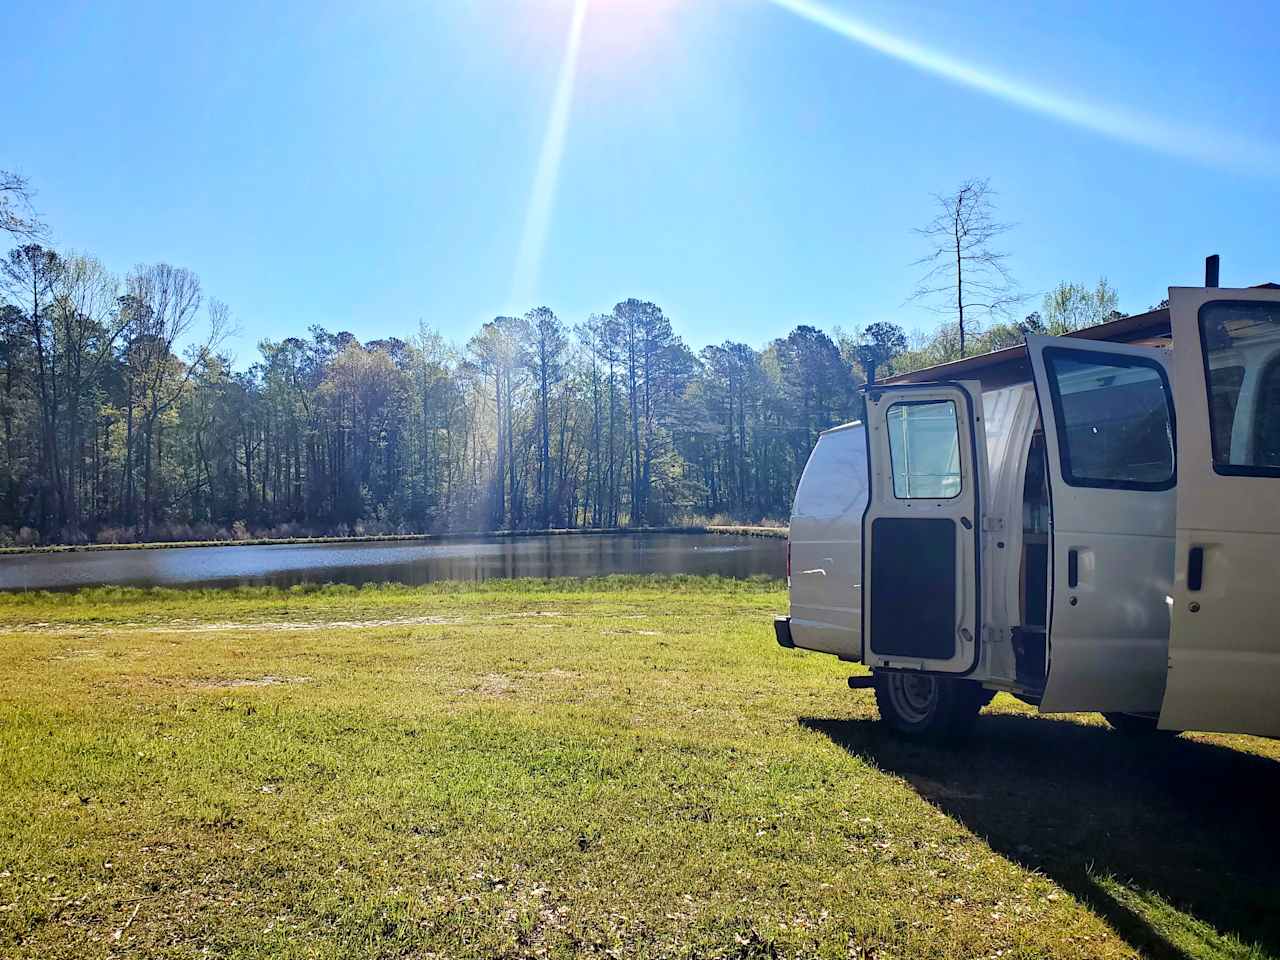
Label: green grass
xmin=1 ymin=577 xmax=1277 ymax=959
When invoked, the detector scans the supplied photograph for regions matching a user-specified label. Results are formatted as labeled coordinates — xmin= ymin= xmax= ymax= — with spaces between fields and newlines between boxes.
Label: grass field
xmin=1 ymin=577 xmax=1277 ymax=959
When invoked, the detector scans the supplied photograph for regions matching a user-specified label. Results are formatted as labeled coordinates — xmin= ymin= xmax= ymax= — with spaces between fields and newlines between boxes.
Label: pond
xmin=0 ymin=532 xmax=786 ymax=591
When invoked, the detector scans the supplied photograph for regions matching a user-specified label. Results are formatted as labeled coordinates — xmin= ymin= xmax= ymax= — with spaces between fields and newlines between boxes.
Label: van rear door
xmin=862 ymin=381 xmax=987 ymax=674
xmin=1160 ymin=286 xmax=1280 ymax=736
xmin=1025 ymin=336 xmax=1176 ymax=714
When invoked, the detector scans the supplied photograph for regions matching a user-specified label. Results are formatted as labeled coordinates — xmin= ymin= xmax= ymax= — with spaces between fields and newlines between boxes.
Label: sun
xmin=527 ymin=0 xmax=686 ymax=59
xmin=510 ymin=0 xmax=687 ymax=307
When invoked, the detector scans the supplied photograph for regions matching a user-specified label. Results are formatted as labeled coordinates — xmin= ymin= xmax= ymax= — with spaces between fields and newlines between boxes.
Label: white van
xmin=774 ymin=283 xmax=1280 ymax=739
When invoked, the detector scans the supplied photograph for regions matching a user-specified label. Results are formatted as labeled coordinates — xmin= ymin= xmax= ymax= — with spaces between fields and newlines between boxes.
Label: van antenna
xmin=1205 ymin=254 xmax=1220 ymax=288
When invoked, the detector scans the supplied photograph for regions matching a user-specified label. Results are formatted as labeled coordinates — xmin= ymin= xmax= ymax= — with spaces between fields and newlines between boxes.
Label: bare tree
xmin=120 ymin=265 xmax=226 ymax=534
xmin=910 ymin=178 xmax=1021 ymax=357
xmin=0 ymin=172 xmax=46 ymax=242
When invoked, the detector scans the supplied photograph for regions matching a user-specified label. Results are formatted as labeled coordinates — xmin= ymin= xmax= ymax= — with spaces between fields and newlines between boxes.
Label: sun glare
xmin=765 ymin=0 xmax=1278 ymax=175
xmin=510 ymin=0 xmax=687 ymax=308
xmin=510 ymin=0 xmax=591 ymax=310
xmin=527 ymin=0 xmax=684 ymax=65
xmin=513 ymin=0 xmax=1277 ymax=315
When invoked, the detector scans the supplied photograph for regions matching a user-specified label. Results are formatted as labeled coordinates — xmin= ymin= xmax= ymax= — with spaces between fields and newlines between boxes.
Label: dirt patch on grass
xmin=472 ymin=674 xmax=518 ymax=697
xmin=15 ymin=615 xmax=466 ymax=637
xmin=538 ymin=668 xmax=579 ymax=681
xmin=197 ymin=675 xmax=314 ymax=689
xmin=459 ymin=669 xmax=582 ymax=700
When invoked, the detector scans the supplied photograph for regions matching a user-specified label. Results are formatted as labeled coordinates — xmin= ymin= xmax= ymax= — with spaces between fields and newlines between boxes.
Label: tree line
xmin=0 ymin=173 xmax=1128 ymax=545
xmin=0 ymin=251 xmax=869 ymax=543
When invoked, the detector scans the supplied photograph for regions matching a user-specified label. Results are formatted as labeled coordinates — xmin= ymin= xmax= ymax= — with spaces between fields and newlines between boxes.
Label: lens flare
xmin=766 ymin=0 xmax=1278 ymax=175
xmin=510 ymin=0 xmax=1275 ymax=311
xmin=511 ymin=0 xmax=590 ymax=309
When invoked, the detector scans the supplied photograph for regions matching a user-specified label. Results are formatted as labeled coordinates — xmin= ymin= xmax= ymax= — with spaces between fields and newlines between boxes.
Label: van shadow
xmin=801 ymin=712 xmax=1280 ymax=960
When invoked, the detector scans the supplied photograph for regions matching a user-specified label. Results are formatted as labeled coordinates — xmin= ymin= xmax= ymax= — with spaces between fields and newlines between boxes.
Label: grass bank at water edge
xmin=0 ymin=525 xmax=789 ymax=556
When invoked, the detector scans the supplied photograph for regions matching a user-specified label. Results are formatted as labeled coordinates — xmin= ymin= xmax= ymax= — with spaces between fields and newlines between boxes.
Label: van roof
xmin=882 ymin=282 xmax=1279 ymax=390
xmin=819 ymin=419 xmax=865 ymax=438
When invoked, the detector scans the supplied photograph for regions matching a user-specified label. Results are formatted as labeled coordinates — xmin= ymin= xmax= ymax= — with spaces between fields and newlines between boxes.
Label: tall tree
xmin=467 ymin=316 xmax=529 ymax=528
xmin=769 ymin=325 xmax=854 ymax=479
xmin=854 ymin=321 xmax=907 ymax=385
xmin=0 ymin=303 xmax=31 ymax=527
xmin=49 ymin=255 xmax=126 ymax=534
xmin=608 ymin=299 xmax=685 ymax=525
xmin=1 ymin=245 xmax=63 ymax=530
xmin=578 ymin=313 xmax=622 ymax=527
xmin=120 ymin=265 xmax=224 ymax=535
xmin=910 ymin=178 xmax=1021 ymax=357
xmin=525 ymin=306 xmax=567 ymax=527
xmin=700 ymin=342 xmax=763 ymax=514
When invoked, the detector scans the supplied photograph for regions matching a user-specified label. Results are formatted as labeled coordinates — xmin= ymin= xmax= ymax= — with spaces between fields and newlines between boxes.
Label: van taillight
xmin=786 ymin=540 xmax=791 ymax=580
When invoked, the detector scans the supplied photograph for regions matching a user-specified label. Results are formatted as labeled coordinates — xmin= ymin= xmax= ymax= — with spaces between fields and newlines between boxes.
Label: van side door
xmin=1025 ymin=336 xmax=1177 ymax=714
xmin=1160 ymin=287 xmax=1280 ymax=736
xmin=862 ymin=381 xmax=988 ymax=674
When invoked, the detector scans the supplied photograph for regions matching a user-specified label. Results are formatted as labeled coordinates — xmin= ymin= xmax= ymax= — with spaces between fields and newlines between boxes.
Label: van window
xmin=1042 ymin=348 xmax=1175 ymax=490
xmin=886 ymin=400 xmax=962 ymax=499
xmin=1200 ymin=301 xmax=1280 ymax=476
xmin=1207 ymin=365 xmax=1245 ymax=463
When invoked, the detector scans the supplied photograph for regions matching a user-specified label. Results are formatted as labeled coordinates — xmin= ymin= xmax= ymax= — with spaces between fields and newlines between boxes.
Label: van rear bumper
xmin=774 ymin=616 xmax=794 ymax=649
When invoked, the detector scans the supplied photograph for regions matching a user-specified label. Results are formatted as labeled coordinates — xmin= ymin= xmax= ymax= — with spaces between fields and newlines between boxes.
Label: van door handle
xmin=1187 ymin=546 xmax=1204 ymax=592
xmin=1067 ymin=548 xmax=1079 ymax=589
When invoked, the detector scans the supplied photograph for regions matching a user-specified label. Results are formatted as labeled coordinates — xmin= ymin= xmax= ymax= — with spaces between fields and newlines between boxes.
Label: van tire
xmin=1103 ymin=712 xmax=1179 ymax=736
xmin=873 ymin=671 xmax=985 ymax=739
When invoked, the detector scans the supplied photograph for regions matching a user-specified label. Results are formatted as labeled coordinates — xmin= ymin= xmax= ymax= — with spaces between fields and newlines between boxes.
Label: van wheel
xmin=874 ymin=671 xmax=985 ymax=739
xmin=1103 ymin=712 xmax=1179 ymax=736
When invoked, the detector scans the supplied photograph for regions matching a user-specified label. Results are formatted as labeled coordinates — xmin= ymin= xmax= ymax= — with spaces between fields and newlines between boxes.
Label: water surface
xmin=0 ymin=533 xmax=785 ymax=591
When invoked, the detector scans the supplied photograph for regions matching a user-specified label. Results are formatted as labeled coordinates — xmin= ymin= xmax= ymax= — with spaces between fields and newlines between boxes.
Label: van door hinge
xmin=982 ymin=516 xmax=1005 ymax=533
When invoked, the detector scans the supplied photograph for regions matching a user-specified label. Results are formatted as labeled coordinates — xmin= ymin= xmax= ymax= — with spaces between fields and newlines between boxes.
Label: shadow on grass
xmin=801 ymin=712 xmax=1280 ymax=960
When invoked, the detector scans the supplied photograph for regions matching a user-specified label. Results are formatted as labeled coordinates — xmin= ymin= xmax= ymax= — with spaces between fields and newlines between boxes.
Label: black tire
xmin=873 ymin=671 xmax=986 ymax=740
xmin=1103 ymin=712 xmax=1179 ymax=736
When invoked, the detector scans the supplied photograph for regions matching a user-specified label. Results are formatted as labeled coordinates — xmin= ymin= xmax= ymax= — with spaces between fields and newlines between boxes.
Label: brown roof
xmin=882 ymin=283 xmax=1278 ymax=389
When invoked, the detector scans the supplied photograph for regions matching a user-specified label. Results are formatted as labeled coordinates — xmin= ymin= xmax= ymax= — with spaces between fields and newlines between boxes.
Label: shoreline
xmin=0 ymin=524 xmax=788 ymax=556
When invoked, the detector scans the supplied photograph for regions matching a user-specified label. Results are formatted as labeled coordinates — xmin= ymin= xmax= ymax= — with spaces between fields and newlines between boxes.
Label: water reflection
xmin=0 ymin=533 xmax=785 ymax=591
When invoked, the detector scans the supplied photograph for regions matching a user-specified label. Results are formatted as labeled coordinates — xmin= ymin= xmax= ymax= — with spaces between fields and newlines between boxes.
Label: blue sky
xmin=2 ymin=0 xmax=1276 ymax=363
